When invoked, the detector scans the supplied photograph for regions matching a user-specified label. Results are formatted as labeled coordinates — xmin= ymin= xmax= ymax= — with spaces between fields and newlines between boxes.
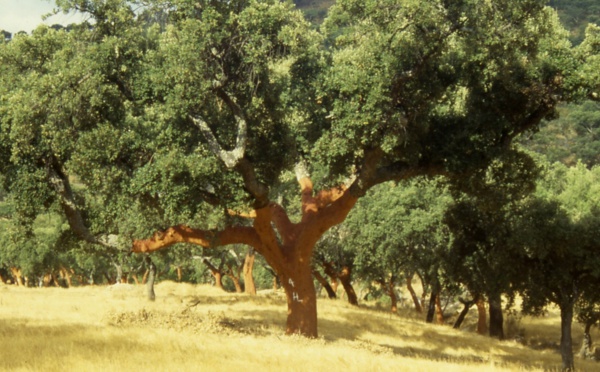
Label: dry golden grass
xmin=0 ymin=282 xmax=598 ymax=371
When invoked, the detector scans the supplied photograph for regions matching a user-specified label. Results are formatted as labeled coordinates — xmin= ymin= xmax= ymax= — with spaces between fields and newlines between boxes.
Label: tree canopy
xmin=1 ymin=0 xmax=599 ymax=341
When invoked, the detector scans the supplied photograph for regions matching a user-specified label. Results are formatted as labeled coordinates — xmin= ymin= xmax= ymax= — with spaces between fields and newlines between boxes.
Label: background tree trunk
xmin=145 ymin=256 xmax=156 ymax=301
xmin=559 ymin=300 xmax=575 ymax=371
xmin=435 ymin=293 xmax=444 ymax=325
xmin=476 ymin=296 xmax=487 ymax=335
xmin=406 ymin=275 xmax=422 ymax=313
xmin=388 ymin=282 xmax=398 ymax=313
xmin=313 ymin=269 xmax=337 ymax=299
xmin=488 ymin=293 xmax=504 ymax=339
xmin=243 ymin=248 xmax=256 ymax=295
xmin=338 ymin=266 xmax=358 ymax=306
xmin=579 ymin=321 xmax=595 ymax=360
xmin=426 ymin=291 xmax=437 ymax=323
xmin=453 ymin=296 xmax=476 ymax=329
xmin=10 ymin=267 xmax=24 ymax=286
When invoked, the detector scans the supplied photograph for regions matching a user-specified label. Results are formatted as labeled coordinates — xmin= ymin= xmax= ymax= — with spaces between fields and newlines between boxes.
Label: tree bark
xmin=476 ymin=296 xmax=487 ymax=335
xmin=203 ymin=258 xmax=226 ymax=291
xmin=10 ymin=267 xmax=24 ymax=286
xmin=488 ymin=293 xmax=504 ymax=340
xmin=132 ymin=174 xmax=360 ymax=338
xmin=453 ymin=296 xmax=477 ymax=329
xmin=145 ymin=256 xmax=156 ymax=301
xmin=579 ymin=321 xmax=595 ymax=360
xmin=406 ymin=275 xmax=423 ymax=313
xmin=388 ymin=282 xmax=398 ymax=313
xmin=313 ymin=269 xmax=337 ymax=299
xmin=426 ymin=291 xmax=437 ymax=323
xmin=338 ymin=266 xmax=358 ymax=306
xmin=435 ymin=293 xmax=444 ymax=325
xmin=559 ymin=300 xmax=575 ymax=371
xmin=243 ymin=248 xmax=256 ymax=295
xmin=175 ymin=266 xmax=182 ymax=282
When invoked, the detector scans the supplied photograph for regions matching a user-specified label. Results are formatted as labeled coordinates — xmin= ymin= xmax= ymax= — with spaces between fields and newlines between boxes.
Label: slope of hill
xmin=1 ymin=282 xmax=598 ymax=371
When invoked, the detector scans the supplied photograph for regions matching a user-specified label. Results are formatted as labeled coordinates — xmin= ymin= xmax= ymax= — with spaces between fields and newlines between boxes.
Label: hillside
xmin=1 ymin=282 xmax=599 ymax=371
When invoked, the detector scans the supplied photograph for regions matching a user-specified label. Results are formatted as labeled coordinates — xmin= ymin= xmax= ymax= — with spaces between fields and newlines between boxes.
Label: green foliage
xmin=342 ymin=177 xmax=451 ymax=291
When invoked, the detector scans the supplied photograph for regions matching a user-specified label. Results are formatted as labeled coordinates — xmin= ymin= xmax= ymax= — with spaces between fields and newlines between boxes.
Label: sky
xmin=0 ymin=0 xmax=86 ymax=34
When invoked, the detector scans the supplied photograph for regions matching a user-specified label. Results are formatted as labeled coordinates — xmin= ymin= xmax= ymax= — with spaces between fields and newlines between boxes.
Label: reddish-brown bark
xmin=243 ymin=249 xmax=257 ymax=295
xmin=58 ymin=267 xmax=73 ymax=288
xmin=322 ymin=262 xmax=358 ymax=306
xmin=312 ymin=269 xmax=337 ymax=299
xmin=132 ymin=176 xmax=358 ymax=338
xmin=10 ymin=267 xmax=24 ymax=286
xmin=435 ymin=293 xmax=444 ymax=325
xmin=476 ymin=296 xmax=488 ymax=335
xmin=202 ymin=258 xmax=226 ymax=291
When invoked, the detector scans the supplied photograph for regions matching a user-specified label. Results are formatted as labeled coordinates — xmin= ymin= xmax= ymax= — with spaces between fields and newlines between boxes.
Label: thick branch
xmin=131 ymin=225 xmax=262 ymax=253
xmin=46 ymin=160 xmax=116 ymax=249
xmin=269 ymin=202 xmax=297 ymax=245
xmin=189 ymin=88 xmax=248 ymax=169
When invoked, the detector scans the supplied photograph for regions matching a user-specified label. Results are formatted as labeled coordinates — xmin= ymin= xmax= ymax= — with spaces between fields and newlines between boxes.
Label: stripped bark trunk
xmin=338 ymin=266 xmax=358 ymax=306
xmin=313 ymin=269 xmax=337 ymax=299
xmin=59 ymin=267 xmax=73 ymax=288
xmin=243 ymin=248 xmax=256 ymax=295
xmin=129 ymin=145 xmax=432 ymax=337
xmin=176 ymin=266 xmax=182 ymax=282
xmin=323 ymin=262 xmax=357 ymax=305
xmin=476 ymin=296 xmax=487 ymax=335
xmin=10 ymin=267 xmax=24 ymax=286
xmin=435 ymin=293 xmax=444 ymax=325
xmin=389 ymin=282 xmax=398 ymax=313
xmin=406 ymin=275 xmax=422 ymax=313
xmin=203 ymin=258 xmax=226 ymax=291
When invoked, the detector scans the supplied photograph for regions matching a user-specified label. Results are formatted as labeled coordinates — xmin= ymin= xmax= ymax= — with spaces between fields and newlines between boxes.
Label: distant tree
xmin=0 ymin=30 xmax=11 ymax=42
xmin=444 ymin=149 xmax=540 ymax=339
xmin=514 ymin=161 xmax=600 ymax=371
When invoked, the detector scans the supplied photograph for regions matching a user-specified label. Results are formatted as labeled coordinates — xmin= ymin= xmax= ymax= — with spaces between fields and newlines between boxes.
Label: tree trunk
xmin=131 ymin=175 xmax=361 ymax=338
xmin=313 ymin=269 xmax=337 ymax=299
xmin=145 ymin=256 xmax=156 ymax=301
xmin=488 ymin=293 xmax=504 ymax=340
xmin=579 ymin=321 xmax=595 ymax=360
xmin=388 ymin=282 xmax=398 ymax=313
xmin=559 ymin=300 xmax=575 ymax=371
xmin=229 ymin=275 xmax=243 ymax=293
xmin=426 ymin=291 xmax=437 ymax=323
xmin=435 ymin=293 xmax=444 ymax=325
xmin=453 ymin=296 xmax=477 ymax=329
xmin=338 ymin=266 xmax=358 ymax=306
xmin=243 ymin=248 xmax=257 ymax=295
xmin=176 ymin=266 xmax=182 ymax=282
xmin=406 ymin=275 xmax=422 ymax=313
xmin=281 ymin=263 xmax=318 ymax=337
xmin=476 ymin=296 xmax=487 ymax=335
xmin=203 ymin=258 xmax=226 ymax=291
xmin=59 ymin=267 xmax=72 ymax=288
xmin=10 ymin=267 xmax=24 ymax=286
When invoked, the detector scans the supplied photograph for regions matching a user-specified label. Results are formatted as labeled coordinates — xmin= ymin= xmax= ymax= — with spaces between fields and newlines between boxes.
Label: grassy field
xmin=0 ymin=282 xmax=598 ymax=371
